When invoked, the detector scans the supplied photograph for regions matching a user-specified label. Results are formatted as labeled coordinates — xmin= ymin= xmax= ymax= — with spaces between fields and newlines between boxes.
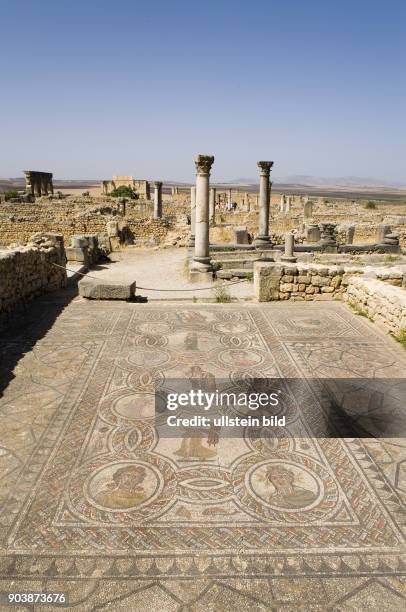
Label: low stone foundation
xmin=254 ymin=260 xmax=406 ymax=337
xmin=254 ymin=261 xmax=358 ymax=301
xmin=0 ymin=233 xmax=67 ymax=320
xmin=344 ymin=276 xmax=406 ymax=335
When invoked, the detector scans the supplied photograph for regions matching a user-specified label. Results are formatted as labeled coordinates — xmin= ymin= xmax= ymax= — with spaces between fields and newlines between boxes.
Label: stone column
xmin=41 ymin=175 xmax=49 ymax=195
xmin=254 ymin=161 xmax=274 ymax=246
xmin=281 ymin=231 xmax=297 ymax=262
xmin=24 ymin=171 xmax=33 ymax=196
xmin=188 ymin=186 xmax=196 ymax=247
xmin=191 ymin=154 xmax=214 ymax=277
xmin=34 ymin=178 xmax=41 ymax=197
xmin=209 ymin=187 xmax=216 ymax=225
xmin=228 ymin=189 xmax=232 ymax=206
xmin=153 ymin=181 xmax=163 ymax=219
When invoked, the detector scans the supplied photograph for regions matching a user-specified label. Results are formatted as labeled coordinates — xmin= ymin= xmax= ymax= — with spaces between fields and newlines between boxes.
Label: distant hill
xmin=223 ymin=176 xmax=406 ymax=189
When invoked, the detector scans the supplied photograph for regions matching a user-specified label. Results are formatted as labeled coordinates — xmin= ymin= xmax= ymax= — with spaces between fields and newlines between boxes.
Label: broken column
xmin=280 ymin=195 xmax=286 ymax=212
xmin=188 ymin=186 xmax=196 ymax=247
xmin=304 ymin=200 xmax=313 ymax=218
xmin=254 ymin=161 xmax=274 ymax=246
xmin=346 ymin=225 xmax=355 ymax=244
xmin=153 ymin=181 xmax=163 ymax=219
xmin=191 ymin=154 xmax=214 ymax=278
xmin=209 ymin=187 xmax=216 ymax=225
xmin=281 ymin=232 xmax=297 ymax=262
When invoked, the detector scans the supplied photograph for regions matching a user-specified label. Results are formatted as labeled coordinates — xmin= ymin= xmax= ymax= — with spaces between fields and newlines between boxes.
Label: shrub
xmin=212 ymin=281 xmax=232 ymax=303
xmin=109 ymin=185 xmax=138 ymax=199
xmin=364 ymin=200 xmax=376 ymax=209
xmin=4 ymin=190 xmax=18 ymax=201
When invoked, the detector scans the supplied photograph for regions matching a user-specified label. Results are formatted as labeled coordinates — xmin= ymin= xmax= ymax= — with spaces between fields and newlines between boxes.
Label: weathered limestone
xmin=209 ymin=187 xmax=216 ymax=225
xmin=153 ymin=181 xmax=163 ymax=219
xmin=254 ymin=161 xmax=274 ymax=246
xmin=306 ymin=224 xmax=321 ymax=243
xmin=106 ymin=221 xmax=119 ymax=237
xmin=280 ymin=195 xmax=286 ymax=212
xmin=346 ymin=225 xmax=355 ymax=245
xmin=319 ymin=222 xmax=338 ymax=246
xmin=24 ymin=170 xmax=54 ymax=197
xmin=346 ymin=276 xmax=406 ymax=335
xmin=190 ymin=154 xmax=215 ymax=279
xmin=285 ymin=196 xmax=291 ymax=213
xmin=0 ymin=233 xmax=66 ymax=320
xmin=78 ymin=278 xmax=136 ymax=300
xmin=188 ymin=186 xmax=196 ymax=247
xmin=234 ymin=226 xmax=249 ymax=245
xmin=304 ymin=200 xmax=313 ymax=218
xmin=117 ymin=198 xmax=126 ymax=216
xmin=281 ymin=232 xmax=297 ymax=262
xmin=377 ymin=224 xmax=391 ymax=243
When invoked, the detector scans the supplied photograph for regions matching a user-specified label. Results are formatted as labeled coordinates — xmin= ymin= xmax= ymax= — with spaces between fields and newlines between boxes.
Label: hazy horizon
xmin=1 ymin=0 xmax=405 ymax=182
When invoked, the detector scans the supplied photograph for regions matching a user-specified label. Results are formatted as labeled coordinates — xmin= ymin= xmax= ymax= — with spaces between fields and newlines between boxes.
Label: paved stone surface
xmin=83 ymin=247 xmax=254 ymax=301
xmin=0 ymin=294 xmax=406 ymax=610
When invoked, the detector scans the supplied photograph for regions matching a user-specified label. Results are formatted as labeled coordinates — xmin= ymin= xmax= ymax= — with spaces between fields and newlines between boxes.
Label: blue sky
xmin=1 ymin=0 xmax=405 ymax=182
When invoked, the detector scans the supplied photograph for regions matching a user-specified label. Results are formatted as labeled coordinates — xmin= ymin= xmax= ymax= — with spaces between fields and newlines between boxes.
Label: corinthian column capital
xmin=257 ymin=161 xmax=274 ymax=177
xmin=195 ymin=154 xmax=215 ymax=176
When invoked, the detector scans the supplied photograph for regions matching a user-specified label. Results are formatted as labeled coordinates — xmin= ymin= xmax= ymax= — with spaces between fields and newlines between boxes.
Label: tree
xmin=109 ymin=185 xmax=138 ymax=199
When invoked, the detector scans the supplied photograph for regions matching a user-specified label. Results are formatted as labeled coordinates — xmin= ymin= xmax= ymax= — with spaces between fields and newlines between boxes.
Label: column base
xmin=190 ymin=256 xmax=212 ymax=273
xmin=253 ymin=236 xmax=272 ymax=249
xmin=189 ymin=270 xmax=214 ymax=284
xmin=280 ymin=255 xmax=297 ymax=263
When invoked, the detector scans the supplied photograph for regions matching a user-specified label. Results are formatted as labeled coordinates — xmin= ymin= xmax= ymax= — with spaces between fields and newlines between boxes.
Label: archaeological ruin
xmin=1 ymin=157 xmax=406 ymax=610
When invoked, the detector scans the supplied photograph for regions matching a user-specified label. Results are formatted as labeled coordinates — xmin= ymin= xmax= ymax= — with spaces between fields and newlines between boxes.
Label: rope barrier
xmin=52 ymin=262 xmax=250 ymax=291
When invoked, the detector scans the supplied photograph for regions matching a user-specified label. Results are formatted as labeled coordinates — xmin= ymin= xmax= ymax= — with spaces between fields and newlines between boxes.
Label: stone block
xmin=78 ymin=278 xmax=136 ymax=300
xmin=234 ymin=227 xmax=249 ymax=245
xmin=254 ymin=262 xmax=282 ymax=301
xmin=65 ymin=246 xmax=89 ymax=267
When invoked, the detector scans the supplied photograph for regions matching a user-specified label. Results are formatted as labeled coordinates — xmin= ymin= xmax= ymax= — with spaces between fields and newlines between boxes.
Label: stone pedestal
xmin=209 ymin=187 xmax=216 ymax=225
xmin=188 ymin=186 xmax=196 ymax=247
xmin=190 ymin=155 xmax=214 ymax=278
xmin=254 ymin=161 xmax=274 ymax=246
xmin=153 ymin=181 xmax=163 ymax=219
xmin=306 ymin=224 xmax=320 ymax=243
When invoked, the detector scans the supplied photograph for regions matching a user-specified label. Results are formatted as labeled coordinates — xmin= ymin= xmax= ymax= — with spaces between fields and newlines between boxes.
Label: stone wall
xmin=344 ymin=277 xmax=406 ymax=335
xmin=0 ymin=197 xmax=173 ymax=247
xmin=254 ymin=260 xmax=406 ymax=337
xmin=254 ymin=262 xmax=359 ymax=302
xmin=0 ymin=234 xmax=67 ymax=320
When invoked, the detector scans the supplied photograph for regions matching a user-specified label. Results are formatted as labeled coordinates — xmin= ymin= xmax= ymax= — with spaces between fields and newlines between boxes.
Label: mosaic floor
xmin=1 ymin=296 xmax=406 ymax=610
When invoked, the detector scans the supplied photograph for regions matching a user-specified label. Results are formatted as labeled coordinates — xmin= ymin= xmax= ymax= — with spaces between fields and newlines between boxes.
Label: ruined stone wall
xmin=0 ymin=234 xmax=67 ymax=320
xmin=254 ymin=262 xmax=357 ymax=302
xmin=344 ymin=277 xmax=406 ymax=335
xmin=254 ymin=260 xmax=406 ymax=336
xmin=0 ymin=197 xmax=174 ymax=246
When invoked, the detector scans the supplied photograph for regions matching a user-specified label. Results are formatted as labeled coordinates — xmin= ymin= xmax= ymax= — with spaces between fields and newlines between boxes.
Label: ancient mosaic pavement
xmin=1 ymin=298 xmax=406 ymax=610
